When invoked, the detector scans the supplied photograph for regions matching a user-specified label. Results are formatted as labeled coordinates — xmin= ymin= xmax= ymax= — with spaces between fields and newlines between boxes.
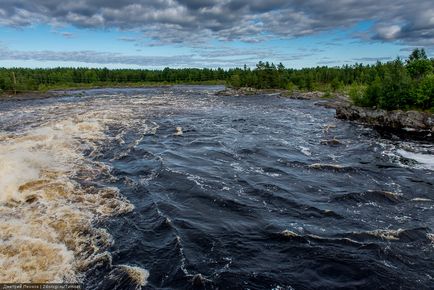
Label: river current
xmin=0 ymin=86 xmax=433 ymax=289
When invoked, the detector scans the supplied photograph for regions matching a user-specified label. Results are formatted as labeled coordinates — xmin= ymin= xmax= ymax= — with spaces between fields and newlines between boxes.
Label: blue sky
xmin=0 ymin=1 xmax=432 ymax=69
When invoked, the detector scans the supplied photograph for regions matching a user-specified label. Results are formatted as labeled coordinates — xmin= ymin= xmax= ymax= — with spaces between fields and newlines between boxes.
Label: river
xmin=0 ymin=86 xmax=433 ymax=289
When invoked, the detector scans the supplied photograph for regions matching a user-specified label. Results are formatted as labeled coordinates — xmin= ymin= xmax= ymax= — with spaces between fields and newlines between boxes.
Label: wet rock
xmin=215 ymin=87 xmax=259 ymax=96
xmin=280 ymin=230 xmax=299 ymax=238
xmin=192 ymin=274 xmax=206 ymax=288
xmin=308 ymin=163 xmax=347 ymax=171
xmin=191 ymin=273 xmax=214 ymax=289
xmin=336 ymin=103 xmax=434 ymax=133
xmin=320 ymin=138 xmax=343 ymax=146
xmin=174 ymin=126 xmax=183 ymax=136
xmin=283 ymin=91 xmax=325 ymax=100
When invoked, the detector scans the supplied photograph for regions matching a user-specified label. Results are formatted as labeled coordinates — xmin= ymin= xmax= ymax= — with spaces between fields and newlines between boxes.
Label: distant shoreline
xmin=0 ymin=81 xmax=225 ymax=101
xmin=2 ymin=85 xmax=433 ymax=138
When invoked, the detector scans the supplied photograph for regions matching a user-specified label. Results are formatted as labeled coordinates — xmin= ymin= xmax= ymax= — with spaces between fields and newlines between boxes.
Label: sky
xmin=0 ymin=0 xmax=433 ymax=69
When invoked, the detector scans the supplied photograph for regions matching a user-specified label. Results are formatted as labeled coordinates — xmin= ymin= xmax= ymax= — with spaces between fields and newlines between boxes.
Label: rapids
xmin=0 ymin=86 xmax=433 ymax=289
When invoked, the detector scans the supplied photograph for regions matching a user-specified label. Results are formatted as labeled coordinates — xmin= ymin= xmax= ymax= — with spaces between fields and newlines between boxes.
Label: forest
xmin=0 ymin=49 xmax=433 ymax=111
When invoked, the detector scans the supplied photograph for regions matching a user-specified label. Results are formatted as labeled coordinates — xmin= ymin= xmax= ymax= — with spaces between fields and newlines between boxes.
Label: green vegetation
xmin=0 ymin=67 xmax=228 ymax=93
xmin=227 ymin=49 xmax=433 ymax=111
xmin=1 ymin=49 xmax=433 ymax=111
xmin=349 ymin=49 xmax=434 ymax=111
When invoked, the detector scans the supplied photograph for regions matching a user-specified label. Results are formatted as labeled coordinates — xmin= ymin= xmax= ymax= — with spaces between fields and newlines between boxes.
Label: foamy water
xmin=0 ymin=104 xmax=145 ymax=284
xmin=396 ymin=149 xmax=434 ymax=170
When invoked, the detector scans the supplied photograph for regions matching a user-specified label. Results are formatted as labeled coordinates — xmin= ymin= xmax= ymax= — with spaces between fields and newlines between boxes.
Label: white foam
xmin=0 ymin=112 xmax=136 ymax=283
xmin=299 ymin=146 xmax=312 ymax=156
xmin=397 ymin=149 xmax=434 ymax=171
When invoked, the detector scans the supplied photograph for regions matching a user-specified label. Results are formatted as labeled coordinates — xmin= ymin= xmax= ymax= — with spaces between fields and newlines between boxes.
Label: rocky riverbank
xmin=215 ymin=87 xmax=286 ymax=96
xmin=216 ymin=87 xmax=434 ymax=135
xmin=336 ymin=104 xmax=434 ymax=133
xmin=216 ymin=87 xmax=333 ymax=100
xmin=0 ymin=91 xmax=65 ymax=101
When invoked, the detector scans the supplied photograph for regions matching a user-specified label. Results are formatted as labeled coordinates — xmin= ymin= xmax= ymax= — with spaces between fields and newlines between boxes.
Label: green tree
xmin=229 ymin=73 xmax=242 ymax=88
xmin=407 ymin=48 xmax=428 ymax=63
xmin=407 ymin=59 xmax=432 ymax=80
xmin=415 ymin=74 xmax=434 ymax=110
xmin=378 ymin=59 xmax=412 ymax=110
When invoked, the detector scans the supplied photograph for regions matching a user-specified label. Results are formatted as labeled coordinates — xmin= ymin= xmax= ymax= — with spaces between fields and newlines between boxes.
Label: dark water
xmin=1 ymin=86 xmax=433 ymax=289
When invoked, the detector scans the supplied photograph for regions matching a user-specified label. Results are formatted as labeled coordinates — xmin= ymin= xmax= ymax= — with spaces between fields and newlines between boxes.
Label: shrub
xmin=229 ymin=74 xmax=241 ymax=88
xmin=377 ymin=59 xmax=412 ymax=110
xmin=415 ymin=74 xmax=434 ymax=110
xmin=330 ymin=77 xmax=342 ymax=91
xmin=407 ymin=59 xmax=433 ymax=80
xmin=286 ymin=82 xmax=297 ymax=91
xmin=349 ymin=83 xmax=368 ymax=106
xmin=364 ymin=77 xmax=382 ymax=107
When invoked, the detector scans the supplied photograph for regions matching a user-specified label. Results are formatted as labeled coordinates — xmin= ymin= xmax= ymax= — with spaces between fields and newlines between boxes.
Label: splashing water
xmin=0 ymin=86 xmax=433 ymax=289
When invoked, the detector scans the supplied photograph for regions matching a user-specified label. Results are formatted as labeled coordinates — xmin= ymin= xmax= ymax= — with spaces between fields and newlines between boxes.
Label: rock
xmin=215 ymin=87 xmax=259 ymax=96
xmin=283 ymin=91 xmax=325 ymax=100
xmin=216 ymin=87 xmax=286 ymax=96
xmin=335 ymin=103 xmax=434 ymax=133
xmin=192 ymin=274 xmax=206 ymax=288
xmin=280 ymin=230 xmax=299 ymax=238
xmin=174 ymin=126 xmax=183 ymax=136
xmin=215 ymin=88 xmax=434 ymax=136
xmin=320 ymin=138 xmax=343 ymax=146
xmin=308 ymin=163 xmax=346 ymax=170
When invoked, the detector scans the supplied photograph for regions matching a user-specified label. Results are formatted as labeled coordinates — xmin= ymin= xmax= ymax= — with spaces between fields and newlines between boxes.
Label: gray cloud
xmin=317 ymin=60 xmax=341 ymax=65
xmin=0 ymin=45 xmax=265 ymax=68
xmin=118 ymin=36 xmax=137 ymax=42
xmin=61 ymin=32 xmax=74 ymax=38
xmin=0 ymin=44 xmax=327 ymax=68
xmin=353 ymin=56 xmax=392 ymax=62
xmin=0 ymin=1 xmax=433 ymax=46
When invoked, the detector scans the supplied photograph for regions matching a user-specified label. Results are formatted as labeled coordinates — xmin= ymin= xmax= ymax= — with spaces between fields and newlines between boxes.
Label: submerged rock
xmin=280 ymin=230 xmax=300 ymax=238
xmin=308 ymin=163 xmax=347 ymax=171
xmin=320 ymin=138 xmax=343 ymax=146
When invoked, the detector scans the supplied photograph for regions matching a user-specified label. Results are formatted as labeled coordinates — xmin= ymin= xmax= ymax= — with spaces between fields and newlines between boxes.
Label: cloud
xmin=353 ymin=56 xmax=392 ymax=62
xmin=61 ymin=32 xmax=74 ymax=38
xmin=0 ymin=44 xmax=325 ymax=68
xmin=0 ymin=1 xmax=433 ymax=46
xmin=374 ymin=25 xmax=402 ymax=40
xmin=117 ymin=36 xmax=137 ymax=42
xmin=0 ymin=45 xmax=264 ymax=68
xmin=317 ymin=60 xmax=340 ymax=65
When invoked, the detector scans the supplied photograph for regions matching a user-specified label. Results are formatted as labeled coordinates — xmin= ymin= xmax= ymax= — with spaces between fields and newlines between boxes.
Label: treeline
xmin=227 ymin=49 xmax=434 ymax=111
xmin=1 ymin=63 xmax=378 ymax=93
xmin=1 ymin=49 xmax=433 ymax=111
xmin=0 ymin=67 xmax=228 ymax=92
xmin=227 ymin=62 xmax=378 ymax=90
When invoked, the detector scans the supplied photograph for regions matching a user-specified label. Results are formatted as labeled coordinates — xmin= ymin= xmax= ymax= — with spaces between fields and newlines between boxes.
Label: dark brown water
xmin=0 ymin=86 xmax=433 ymax=289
